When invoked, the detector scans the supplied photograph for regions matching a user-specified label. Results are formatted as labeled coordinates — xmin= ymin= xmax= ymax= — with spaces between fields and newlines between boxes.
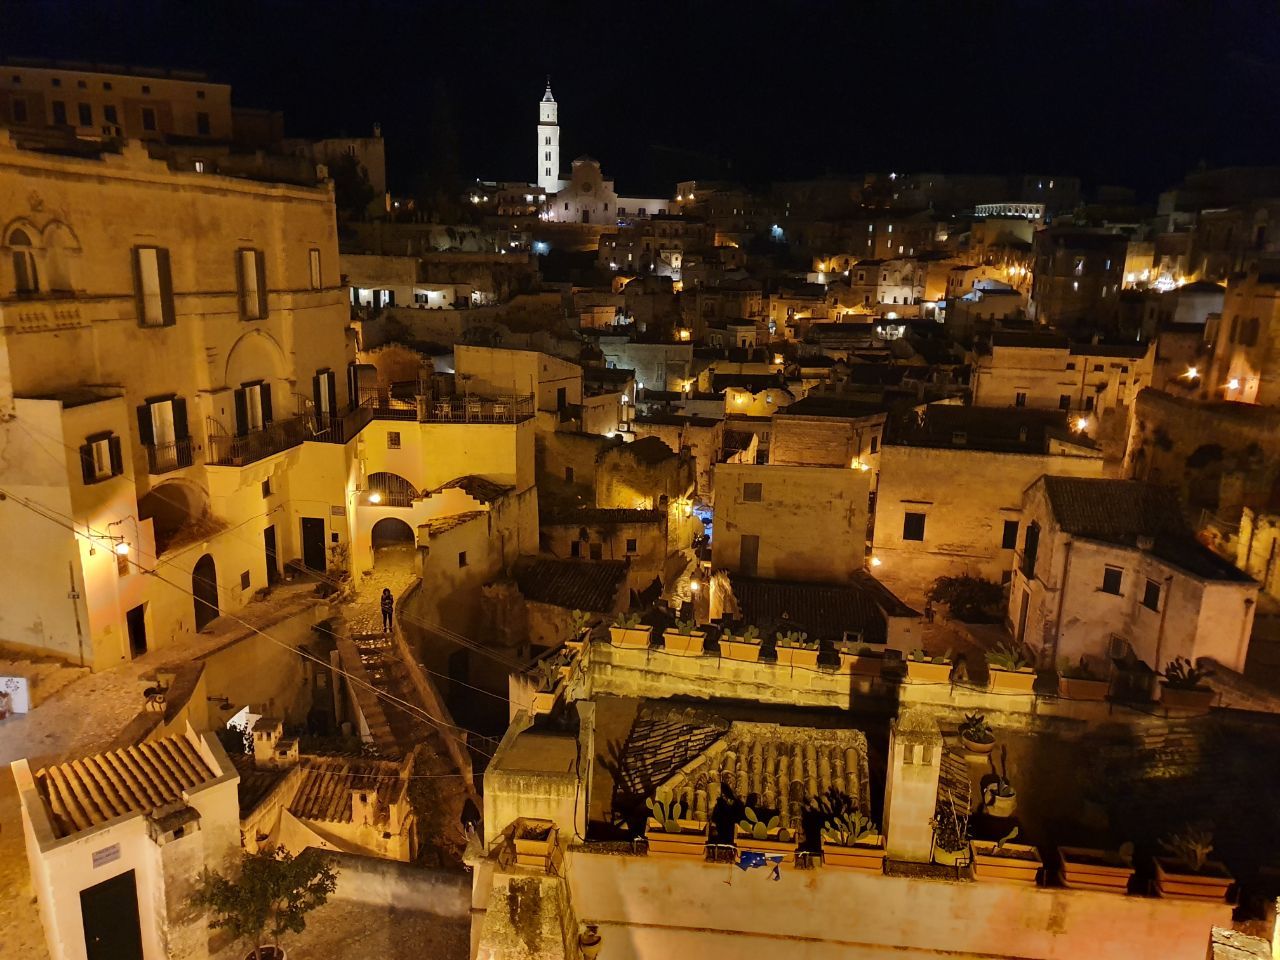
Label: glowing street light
xmin=113 ymin=540 xmax=130 ymax=556
xmin=1183 ymin=366 xmax=1199 ymax=380
xmin=368 ymin=491 xmax=383 ymax=504
xmin=1228 ymin=378 xmax=1241 ymax=391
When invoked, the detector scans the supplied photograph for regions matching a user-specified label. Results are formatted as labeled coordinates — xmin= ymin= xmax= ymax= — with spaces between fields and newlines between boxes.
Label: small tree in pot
xmin=190 ymin=846 xmax=337 ymax=960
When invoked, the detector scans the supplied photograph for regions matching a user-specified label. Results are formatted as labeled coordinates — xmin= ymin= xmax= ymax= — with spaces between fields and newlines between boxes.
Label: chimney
xmin=883 ymin=709 xmax=942 ymax=862
xmin=252 ymin=718 xmax=283 ymax=766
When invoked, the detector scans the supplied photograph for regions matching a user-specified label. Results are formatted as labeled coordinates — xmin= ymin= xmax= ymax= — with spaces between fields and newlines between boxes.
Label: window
xmin=103 ymin=104 xmax=117 ymax=124
xmin=308 ymin=248 xmax=321 ymax=289
xmin=51 ymin=100 xmax=66 ymax=124
xmin=902 ymin=512 xmax=926 ymax=541
xmin=236 ymin=248 xmax=268 ymax=320
xmin=1066 ymin=361 xmax=1076 ymax=370
xmin=387 ymin=431 xmax=401 ymax=449
xmin=1022 ymin=521 xmax=1040 ymax=578
xmin=261 ymin=478 xmax=272 ymax=498
xmin=141 ymin=107 xmax=156 ymax=131
xmin=458 ymin=551 xmax=468 ymax=568
xmin=77 ymin=103 xmax=91 ymax=126
xmin=742 ymin=482 xmax=763 ymax=502
xmin=545 ymin=151 xmax=551 ymax=161
xmin=9 ymin=228 xmax=39 ymax=295
xmin=1073 ymin=257 xmax=1085 ymax=276
xmin=626 ymin=538 xmax=638 ymax=553
xmin=1015 ymin=392 xmax=1027 ymax=407
xmin=132 ymin=246 xmax=175 ymax=327
xmin=196 ymin=89 xmax=205 ymax=100
xmin=136 ymin=396 xmax=190 ymax=467
xmin=545 ymin=135 xmax=551 ymax=145
xmin=1084 ymin=396 xmax=1095 ymax=411
xmin=102 ymin=81 xmax=112 ymax=91
xmin=51 ymin=77 xmax=60 ymax=87
xmin=1092 ymin=364 xmax=1104 ymax=372
xmin=1101 ymin=565 xmax=1123 ymax=595
xmin=196 ymin=112 xmax=210 ymax=135
xmin=1142 ymin=578 xmax=1161 ymax=611
xmin=870 ymin=435 xmax=879 ymax=454
xmin=11 ymin=98 xmax=27 ymax=123
xmin=589 ymin=542 xmax=603 ymax=560
xmin=141 ymin=84 xmax=150 ymax=94
xmin=79 ymin=432 xmax=123 ymax=485
xmin=240 ymin=570 xmax=251 ymax=590
xmin=311 ymin=368 xmax=336 ymax=424
xmin=194 ymin=159 xmax=205 ymax=173
xmin=570 ymin=541 xmax=581 ymax=558
xmin=565 ymin=466 xmax=574 ymax=483
xmin=1059 ymin=394 xmax=1071 ymax=410
xmin=233 ymin=382 xmax=272 ymax=435
xmin=545 ymin=167 xmax=551 ymax=178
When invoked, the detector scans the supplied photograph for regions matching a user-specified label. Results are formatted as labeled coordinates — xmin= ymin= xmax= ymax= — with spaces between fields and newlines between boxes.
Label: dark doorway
xmin=739 ymin=534 xmax=759 ymax=577
xmin=192 ymin=553 xmax=219 ymax=631
xmin=556 ymin=386 xmax=567 ymax=411
xmin=301 ymin=517 xmax=327 ymax=572
xmin=81 ymin=870 xmax=143 ymax=960
xmin=263 ymin=525 xmax=279 ymax=584
xmin=125 ymin=605 xmax=147 ymax=658
xmin=1016 ymin=589 xmax=1030 ymax=644
xmin=581 ymin=210 xmax=590 ymax=224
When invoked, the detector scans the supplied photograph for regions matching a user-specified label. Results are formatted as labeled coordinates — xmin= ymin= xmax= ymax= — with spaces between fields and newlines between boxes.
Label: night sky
xmin=6 ymin=0 xmax=1280 ymax=199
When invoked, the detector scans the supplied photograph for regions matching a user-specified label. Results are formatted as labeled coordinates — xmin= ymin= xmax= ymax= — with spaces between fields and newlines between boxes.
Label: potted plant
xmin=529 ymin=660 xmax=564 ymax=716
xmin=972 ymin=827 xmax=1042 ymax=885
xmin=609 ymin=612 xmax=651 ymax=649
xmin=986 ymin=639 xmax=1036 ymax=694
xmin=565 ymin=609 xmax=592 ymax=652
xmin=774 ymin=630 xmax=818 ymax=668
xmin=1057 ymin=656 xmax=1109 ymax=701
xmin=983 ymin=745 xmax=1017 ymax=817
xmin=958 ymin=712 xmax=995 ymax=755
xmin=662 ymin=617 xmax=706 ymax=657
xmin=645 ymin=796 xmax=708 ymax=857
xmin=1058 ymin=843 xmax=1134 ymax=893
xmin=720 ymin=624 xmax=762 ymax=662
xmin=512 ymin=818 xmax=558 ymax=870
xmin=815 ymin=791 xmax=885 ymax=872
xmin=931 ymin=813 xmax=970 ymax=866
xmin=905 ymin=648 xmax=953 ymax=684
xmin=1159 ymin=657 xmax=1214 ymax=712
xmin=1154 ymin=826 xmax=1233 ymax=902
xmin=190 ymin=846 xmax=337 ymax=960
xmin=838 ymin=641 xmax=885 ymax=677
xmin=736 ymin=807 xmax=797 ymax=860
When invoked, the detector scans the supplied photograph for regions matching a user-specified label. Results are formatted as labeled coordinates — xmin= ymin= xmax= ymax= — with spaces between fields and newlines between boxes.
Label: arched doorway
xmin=370 ymin=517 xmax=415 ymax=571
xmin=193 ymin=554 xmax=219 ymax=631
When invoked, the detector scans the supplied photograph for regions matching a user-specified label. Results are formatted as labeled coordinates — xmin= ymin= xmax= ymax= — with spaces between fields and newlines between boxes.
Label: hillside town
xmin=4 ymin=36 xmax=1280 ymax=960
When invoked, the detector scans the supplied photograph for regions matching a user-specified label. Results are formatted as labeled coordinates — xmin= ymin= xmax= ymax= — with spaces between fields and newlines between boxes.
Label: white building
xmin=536 ymin=78 xmax=562 ymax=194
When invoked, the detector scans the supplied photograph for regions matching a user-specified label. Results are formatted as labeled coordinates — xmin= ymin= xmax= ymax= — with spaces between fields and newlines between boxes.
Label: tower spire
xmin=542 ymin=75 xmax=555 ymax=102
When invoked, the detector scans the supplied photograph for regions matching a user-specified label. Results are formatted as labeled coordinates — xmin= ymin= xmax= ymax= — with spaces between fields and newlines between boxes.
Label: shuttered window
xmin=312 ymin=369 xmax=337 ymax=421
xmin=234 ymin=382 xmax=272 ymax=436
xmin=132 ymin=246 xmax=175 ymax=327
xmin=78 ymin=432 xmax=123 ymax=485
xmin=236 ymin=248 xmax=268 ymax=320
xmin=308 ymin=248 xmax=322 ymax=290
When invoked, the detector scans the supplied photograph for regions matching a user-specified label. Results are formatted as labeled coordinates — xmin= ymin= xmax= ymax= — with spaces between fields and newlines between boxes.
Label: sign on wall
xmin=0 ymin=676 xmax=29 ymax=716
xmin=91 ymin=844 xmax=121 ymax=869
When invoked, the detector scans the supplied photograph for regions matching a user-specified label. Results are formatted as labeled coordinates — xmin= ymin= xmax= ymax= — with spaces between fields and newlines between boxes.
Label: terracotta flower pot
xmin=933 ymin=841 xmax=969 ymax=866
xmin=972 ymin=840 xmax=1042 ymax=885
xmin=776 ymin=646 xmax=819 ymax=669
xmin=1154 ymin=856 xmax=1233 ymax=902
xmin=840 ymin=653 xmax=885 ymax=677
xmin=822 ymin=837 xmax=886 ymax=873
xmin=960 ymin=734 xmax=996 ymax=755
xmin=988 ymin=667 xmax=1036 ymax=694
xmin=645 ymin=818 xmax=708 ymax=858
xmin=720 ymin=639 xmax=761 ymax=662
xmin=609 ymin=625 xmax=651 ymax=648
xmin=1159 ymin=683 xmax=1214 ymax=712
xmin=984 ymin=791 xmax=1016 ymax=817
xmin=662 ymin=630 xmax=705 ymax=657
xmin=579 ymin=930 xmax=602 ymax=960
xmin=906 ymin=659 xmax=951 ymax=683
xmin=1057 ymin=846 xmax=1133 ymax=893
xmin=1058 ymin=676 xmax=1109 ymax=701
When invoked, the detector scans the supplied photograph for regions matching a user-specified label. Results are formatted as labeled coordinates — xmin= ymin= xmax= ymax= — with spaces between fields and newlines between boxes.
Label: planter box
xmin=1160 ymin=683 xmax=1214 ymax=712
xmin=530 ymin=688 xmax=561 ymax=715
xmin=720 ymin=639 xmax=761 ymax=662
xmin=565 ymin=638 xmax=585 ymax=654
xmin=839 ymin=653 xmax=885 ymax=677
xmin=513 ymin=819 xmax=558 ymax=870
xmin=662 ymin=630 xmax=706 ymax=657
xmin=823 ymin=837 xmax=886 ymax=873
xmin=906 ymin=660 xmax=951 ymax=684
xmin=933 ymin=841 xmax=970 ymax=866
xmin=1058 ymin=676 xmax=1109 ymax=701
xmin=736 ymin=834 xmax=797 ymax=862
xmin=972 ymin=840 xmax=1042 ymax=885
xmin=645 ymin=818 xmax=708 ymax=858
xmin=1154 ymin=857 xmax=1233 ymax=902
xmin=988 ymin=667 xmax=1036 ymax=694
xmin=775 ymin=646 xmax=820 ymax=669
xmin=610 ymin=625 xmax=651 ymax=649
xmin=1058 ymin=846 xmax=1132 ymax=893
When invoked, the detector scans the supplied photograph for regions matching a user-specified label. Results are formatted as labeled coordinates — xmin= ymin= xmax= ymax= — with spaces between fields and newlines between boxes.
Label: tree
xmin=927 ymin=575 xmax=1005 ymax=623
xmin=190 ymin=846 xmax=337 ymax=960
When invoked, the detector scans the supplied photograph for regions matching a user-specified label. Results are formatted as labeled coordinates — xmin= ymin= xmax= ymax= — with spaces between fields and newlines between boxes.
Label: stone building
xmin=1009 ymin=476 xmax=1256 ymax=671
xmin=768 ymin=395 xmax=889 ymax=473
xmin=872 ymin=407 xmax=1105 ymax=604
xmin=1029 ymin=229 xmax=1127 ymax=330
xmin=712 ymin=461 xmax=871 ymax=583
xmin=1203 ymin=268 xmax=1280 ymax=405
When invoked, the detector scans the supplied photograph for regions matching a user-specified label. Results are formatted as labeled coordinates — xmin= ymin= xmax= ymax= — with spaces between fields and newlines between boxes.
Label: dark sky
xmin=6 ymin=0 xmax=1280 ymax=199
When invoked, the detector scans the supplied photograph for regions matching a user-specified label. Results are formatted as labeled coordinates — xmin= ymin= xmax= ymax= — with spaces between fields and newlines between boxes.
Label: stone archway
xmin=370 ymin=517 xmax=416 ymax=571
xmin=192 ymin=553 xmax=219 ymax=631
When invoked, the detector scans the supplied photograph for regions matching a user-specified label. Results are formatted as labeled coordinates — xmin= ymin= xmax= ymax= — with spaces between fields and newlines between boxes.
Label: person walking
xmin=380 ymin=588 xmax=394 ymax=634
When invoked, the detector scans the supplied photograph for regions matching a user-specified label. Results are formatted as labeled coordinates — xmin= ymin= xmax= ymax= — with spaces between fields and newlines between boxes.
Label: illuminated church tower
xmin=537 ymin=77 xmax=561 ymax=193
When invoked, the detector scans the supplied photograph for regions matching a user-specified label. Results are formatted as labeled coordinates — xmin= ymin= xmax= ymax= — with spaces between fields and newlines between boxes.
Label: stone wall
xmin=328 ymin=850 xmax=469 ymax=916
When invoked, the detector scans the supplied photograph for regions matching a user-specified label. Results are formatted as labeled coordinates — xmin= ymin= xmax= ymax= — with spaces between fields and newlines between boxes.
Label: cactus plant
xmin=613 ymin=612 xmax=642 ymax=629
xmin=646 ymin=796 xmax=687 ymax=834
xmin=737 ymin=807 xmax=792 ymax=843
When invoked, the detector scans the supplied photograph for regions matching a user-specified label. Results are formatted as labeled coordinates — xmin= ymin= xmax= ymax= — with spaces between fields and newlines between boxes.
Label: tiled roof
xmin=432 ymin=475 xmax=513 ymax=503
xmin=728 ymin=575 xmax=890 ymax=643
xmin=35 ymin=735 xmax=217 ymax=838
xmin=425 ymin=511 xmax=486 ymax=536
xmin=886 ymin=405 xmax=1073 ymax=453
xmin=777 ymin=394 xmax=890 ymax=420
xmin=514 ymin=557 xmax=628 ymax=612
xmin=231 ymin=754 xmax=288 ymax=814
xmin=1041 ymin=477 xmax=1252 ymax=581
xmin=289 ymin=756 xmax=407 ymax=823
xmin=991 ymin=331 xmax=1071 ymax=349
xmin=616 ymin=435 xmax=677 ymax=465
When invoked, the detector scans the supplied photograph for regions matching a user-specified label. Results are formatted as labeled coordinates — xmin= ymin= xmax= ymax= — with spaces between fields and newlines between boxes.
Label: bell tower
xmin=537 ymin=76 xmax=560 ymax=193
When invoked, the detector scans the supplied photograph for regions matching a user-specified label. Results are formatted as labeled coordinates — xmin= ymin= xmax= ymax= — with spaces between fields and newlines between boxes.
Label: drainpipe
xmin=68 ymin=561 xmax=85 ymax=668
xmin=1152 ymin=573 xmax=1174 ymax=673
xmin=1050 ymin=540 xmax=1073 ymax=667
xmin=1236 ymin=598 xmax=1255 ymax=672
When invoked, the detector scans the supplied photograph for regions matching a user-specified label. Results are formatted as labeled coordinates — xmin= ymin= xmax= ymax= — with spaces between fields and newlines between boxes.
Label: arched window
xmin=8 ymin=228 xmax=39 ymax=295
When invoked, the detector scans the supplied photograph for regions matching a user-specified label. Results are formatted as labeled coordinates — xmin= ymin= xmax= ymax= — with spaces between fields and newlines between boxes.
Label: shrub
xmin=927 ymin=575 xmax=1004 ymax=623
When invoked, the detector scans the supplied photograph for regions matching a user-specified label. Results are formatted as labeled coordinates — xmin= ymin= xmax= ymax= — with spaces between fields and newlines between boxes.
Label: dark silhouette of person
xmin=380 ymin=588 xmax=394 ymax=633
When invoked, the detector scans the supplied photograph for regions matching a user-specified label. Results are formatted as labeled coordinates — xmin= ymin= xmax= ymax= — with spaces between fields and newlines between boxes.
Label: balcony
xmin=207 ymin=414 xmax=311 ymax=467
xmin=145 ymin=438 xmax=195 ymax=474
xmin=418 ymin=394 xmax=534 ymax=423
xmin=302 ymin=393 xmax=537 ymax=448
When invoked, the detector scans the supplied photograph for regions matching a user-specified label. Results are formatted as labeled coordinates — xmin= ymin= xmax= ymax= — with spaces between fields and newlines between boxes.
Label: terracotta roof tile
xmin=514 ymin=557 xmax=628 ymax=612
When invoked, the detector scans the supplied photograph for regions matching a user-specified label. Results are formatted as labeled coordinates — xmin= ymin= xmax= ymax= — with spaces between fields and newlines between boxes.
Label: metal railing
xmin=418 ymin=394 xmax=534 ymax=423
xmin=145 ymin=438 xmax=194 ymax=474
xmin=207 ymin=414 xmax=312 ymax=466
